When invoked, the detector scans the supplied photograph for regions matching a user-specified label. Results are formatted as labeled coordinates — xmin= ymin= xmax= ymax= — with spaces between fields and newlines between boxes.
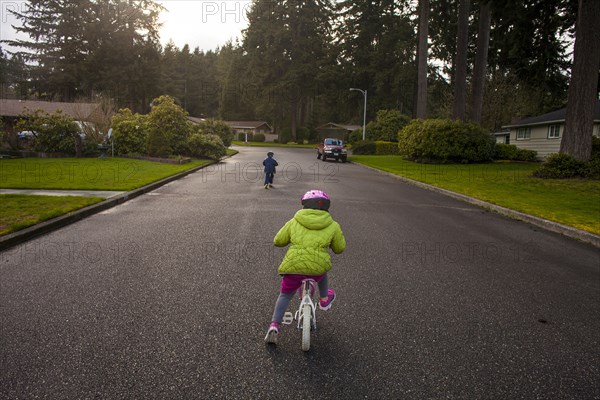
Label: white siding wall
xmin=511 ymin=122 xmax=600 ymax=159
xmin=511 ymin=124 xmax=562 ymax=159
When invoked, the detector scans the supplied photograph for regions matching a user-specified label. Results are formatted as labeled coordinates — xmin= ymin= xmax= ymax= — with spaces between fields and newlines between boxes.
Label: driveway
xmin=1 ymin=146 xmax=598 ymax=399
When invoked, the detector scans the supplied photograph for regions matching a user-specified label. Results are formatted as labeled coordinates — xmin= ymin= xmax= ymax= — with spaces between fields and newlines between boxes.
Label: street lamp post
xmin=350 ymin=88 xmax=367 ymax=141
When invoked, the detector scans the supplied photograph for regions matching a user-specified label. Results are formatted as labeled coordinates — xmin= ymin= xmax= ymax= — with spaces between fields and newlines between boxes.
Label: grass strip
xmin=0 ymin=194 xmax=104 ymax=235
xmin=232 ymin=141 xmax=316 ymax=149
xmin=350 ymin=155 xmax=600 ymax=235
xmin=0 ymin=157 xmax=213 ymax=191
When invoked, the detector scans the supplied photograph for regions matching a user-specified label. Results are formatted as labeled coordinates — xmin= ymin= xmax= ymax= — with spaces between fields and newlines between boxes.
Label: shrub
xmin=348 ymin=128 xmax=364 ymax=144
xmin=398 ymin=119 xmax=495 ymax=163
xmin=187 ymin=133 xmax=226 ymax=160
xmin=252 ymin=133 xmax=266 ymax=142
xmin=583 ymin=157 xmax=600 ymax=179
xmin=147 ymin=95 xmax=190 ymax=156
xmin=515 ymin=148 xmax=538 ymax=162
xmin=15 ymin=109 xmax=80 ymax=155
xmin=351 ymin=141 xmax=377 ymax=155
xmin=532 ymin=153 xmax=586 ymax=178
xmin=493 ymin=143 xmax=537 ymax=161
xmin=375 ymin=141 xmax=400 ymax=155
xmin=494 ymin=143 xmax=518 ymax=160
xmin=111 ymin=108 xmax=148 ymax=155
xmin=197 ymin=119 xmax=234 ymax=147
xmin=373 ymin=110 xmax=411 ymax=142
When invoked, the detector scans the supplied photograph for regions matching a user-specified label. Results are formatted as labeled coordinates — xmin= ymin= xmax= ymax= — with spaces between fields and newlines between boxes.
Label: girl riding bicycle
xmin=265 ymin=190 xmax=346 ymax=344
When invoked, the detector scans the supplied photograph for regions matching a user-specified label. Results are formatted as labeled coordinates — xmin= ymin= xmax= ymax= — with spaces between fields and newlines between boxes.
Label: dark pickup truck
xmin=317 ymin=138 xmax=348 ymax=163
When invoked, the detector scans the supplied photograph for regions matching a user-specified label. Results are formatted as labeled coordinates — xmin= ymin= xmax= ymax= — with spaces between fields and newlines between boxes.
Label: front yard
xmin=0 ymin=157 xmax=213 ymax=191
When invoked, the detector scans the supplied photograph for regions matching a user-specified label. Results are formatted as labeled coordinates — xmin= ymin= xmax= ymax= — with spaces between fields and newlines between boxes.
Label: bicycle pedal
xmin=282 ymin=312 xmax=294 ymax=325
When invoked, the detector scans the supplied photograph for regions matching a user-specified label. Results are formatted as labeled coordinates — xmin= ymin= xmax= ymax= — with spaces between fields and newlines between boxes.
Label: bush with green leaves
xmin=187 ymin=132 xmax=226 ymax=160
xmin=111 ymin=108 xmax=148 ymax=155
xmin=533 ymin=153 xmax=586 ymax=178
xmin=196 ymin=119 xmax=234 ymax=147
xmin=352 ymin=141 xmax=400 ymax=155
xmin=493 ymin=143 xmax=537 ymax=161
xmin=351 ymin=141 xmax=377 ymax=155
xmin=15 ymin=109 xmax=80 ymax=155
xmin=348 ymin=129 xmax=363 ymax=143
xmin=372 ymin=110 xmax=411 ymax=142
xmin=375 ymin=141 xmax=400 ymax=155
xmin=146 ymin=95 xmax=190 ymax=156
xmin=252 ymin=133 xmax=266 ymax=142
xmin=583 ymin=157 xmax=600 ymax=179
xmin=515 ymin=148 xmax=538 ymax=162
xmin=398 ymin=119 xmax=495 ymax=163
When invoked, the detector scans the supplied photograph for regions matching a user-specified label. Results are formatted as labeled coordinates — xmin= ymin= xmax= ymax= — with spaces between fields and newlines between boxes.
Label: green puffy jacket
xmin=274 ymin=209 xmax=346 ymax=275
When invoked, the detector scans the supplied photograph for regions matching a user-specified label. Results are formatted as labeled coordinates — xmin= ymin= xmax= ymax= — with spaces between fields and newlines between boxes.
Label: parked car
xmin=317 ymin=138 xmax=347 ymax=162
xmin=17 ymin=130 xmax=37 ymax=139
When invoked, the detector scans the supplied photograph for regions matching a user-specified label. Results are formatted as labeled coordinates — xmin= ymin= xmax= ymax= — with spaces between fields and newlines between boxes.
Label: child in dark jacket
xmin=262 ymin=152 xmax=278 ymax=189
xmin=264 ymin=190 xmax=346 ymax=345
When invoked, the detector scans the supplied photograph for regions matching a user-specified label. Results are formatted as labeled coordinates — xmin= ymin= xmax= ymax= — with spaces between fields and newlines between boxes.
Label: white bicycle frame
xmin=281 ymin=279 xmax=317 ymax=330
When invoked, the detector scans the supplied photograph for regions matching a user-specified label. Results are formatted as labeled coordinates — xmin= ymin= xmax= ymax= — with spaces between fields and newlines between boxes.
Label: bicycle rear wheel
xmin=301 ymin=304 xmax=311 ymax=351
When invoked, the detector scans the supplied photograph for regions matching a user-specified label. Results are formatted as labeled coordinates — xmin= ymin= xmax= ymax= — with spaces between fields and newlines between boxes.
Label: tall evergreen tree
xmin=243 ymin=0 xmax=334 ymax=140
xmin=415 ymin=0 xmax=429 ymax=119
xmin=336 ymin=0 xmax=416 ymax=119
xmin=470 ymin=0 xmax=491 ymax=123
xmin=561 ymin=0 xmax=600 ymax=161
xmin=452 ymin=0 xmax=470 ymax=121
xmin=6 ymin=0 xmax=163 ymax=109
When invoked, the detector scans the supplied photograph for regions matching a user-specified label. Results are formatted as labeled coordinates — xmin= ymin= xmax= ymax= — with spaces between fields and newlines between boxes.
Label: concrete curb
xmin=355 ymin=162 xmax=600 ymax=248
xmin=0 ymin=159 xmax=223 ymax=252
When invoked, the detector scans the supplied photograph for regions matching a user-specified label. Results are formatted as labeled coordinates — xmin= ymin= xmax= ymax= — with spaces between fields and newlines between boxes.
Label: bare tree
xmin=560 ymin=0 xmax=600 ymax=161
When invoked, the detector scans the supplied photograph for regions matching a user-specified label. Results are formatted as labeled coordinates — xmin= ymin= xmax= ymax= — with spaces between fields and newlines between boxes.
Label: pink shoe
xmin=264 ymin=322 xmax=279 ymax=344
xmin=319 ymin=289 xmax=336 ymax=311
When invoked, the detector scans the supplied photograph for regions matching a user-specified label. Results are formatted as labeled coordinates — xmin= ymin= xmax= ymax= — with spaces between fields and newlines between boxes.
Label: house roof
xmin=224 ymin=121 xmax=272 ymax=130
xmin=317 ymin=122 xmax=362 ymax=132
xmin=503 ymin=100 xmax=600 ymax=128
xmin=0 ymin=99 xmax=101 ymax=121
xmin=188 ymin=116 xmax=206 ymax=124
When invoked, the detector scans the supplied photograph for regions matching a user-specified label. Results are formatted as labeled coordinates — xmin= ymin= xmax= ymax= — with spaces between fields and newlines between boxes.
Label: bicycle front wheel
xmin=301 ymin=304 xmax=311 ymax=351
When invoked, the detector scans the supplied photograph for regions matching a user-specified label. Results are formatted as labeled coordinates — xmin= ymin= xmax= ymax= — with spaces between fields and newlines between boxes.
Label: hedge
xmin=398 ymin=119 xmax=495 ymax=163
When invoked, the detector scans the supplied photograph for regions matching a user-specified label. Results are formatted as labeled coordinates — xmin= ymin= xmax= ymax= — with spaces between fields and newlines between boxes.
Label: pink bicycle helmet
xmin=301 ymin=190 xmax=331 ymax=211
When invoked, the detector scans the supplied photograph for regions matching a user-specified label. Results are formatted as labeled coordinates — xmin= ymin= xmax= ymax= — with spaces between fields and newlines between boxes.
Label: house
xmin=316 ymin=123 xmax=362 ymax=141
xmin=224 ymin=121 xmax=275 ymax=142
xmin=0 ymin=99 xmax=103 ymax=135
xmin=501 ymin=100 xmax=600 ymax=159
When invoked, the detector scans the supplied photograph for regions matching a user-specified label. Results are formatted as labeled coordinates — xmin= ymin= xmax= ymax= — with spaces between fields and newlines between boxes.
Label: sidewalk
xmin=0 ymin=189 xmax=125 ymax=198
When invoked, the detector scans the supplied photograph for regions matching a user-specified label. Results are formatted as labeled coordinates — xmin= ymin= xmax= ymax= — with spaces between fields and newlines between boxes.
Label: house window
xmin=517 ymin=127 xmax=531 ymax=140
xmin=548 ymin=125 xmax=560 ymax=139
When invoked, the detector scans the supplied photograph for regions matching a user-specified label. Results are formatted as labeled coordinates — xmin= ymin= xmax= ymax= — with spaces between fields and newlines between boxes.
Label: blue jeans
xmin=264 ymin=172 xmax=274 ymax=185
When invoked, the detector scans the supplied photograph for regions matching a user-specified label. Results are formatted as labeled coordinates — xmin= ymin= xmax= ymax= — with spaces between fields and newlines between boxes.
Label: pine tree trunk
xmin=471 ymin=2 xmax=491 ymax=124
xmin=453 ymin=0 xmax=470 ymax=121
xmin=560 ymin=0 xmax=600 ymax=161
xmin=415 ymin=0 xmax=429 ymax=119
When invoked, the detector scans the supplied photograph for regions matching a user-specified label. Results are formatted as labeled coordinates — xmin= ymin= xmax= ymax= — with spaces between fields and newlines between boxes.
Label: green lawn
xmin=0 ymin=157 xmax=213 ymax=191
xmin=0 ymin=194 xmax=104 ymax=235
xmin=350 ymin=155 xmax=600 ymax=235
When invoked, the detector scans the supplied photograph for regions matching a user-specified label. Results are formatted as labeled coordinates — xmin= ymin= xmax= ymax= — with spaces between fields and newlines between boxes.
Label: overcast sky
xmin=0 ymin=1 xmax=250 ymax=53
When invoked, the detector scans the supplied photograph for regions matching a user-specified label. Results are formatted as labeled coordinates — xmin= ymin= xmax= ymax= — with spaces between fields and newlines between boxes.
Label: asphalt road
xmin=1 ymin=146 xmax=599 ymax=399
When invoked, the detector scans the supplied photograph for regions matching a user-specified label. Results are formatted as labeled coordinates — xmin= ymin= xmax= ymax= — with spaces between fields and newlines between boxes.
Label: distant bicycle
xmin=281 ymin=279 xmax=318 ymax=351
